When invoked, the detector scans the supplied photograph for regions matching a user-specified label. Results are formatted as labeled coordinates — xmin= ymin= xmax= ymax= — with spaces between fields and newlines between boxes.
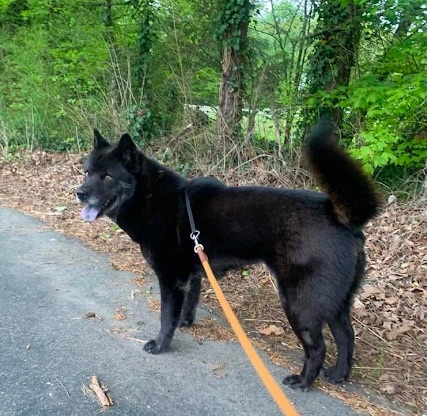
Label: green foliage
xmin=216 ymin=0 xmax=255 ymax=52
xmin=305 ymin=0 xmax=427 ymax=181
xmin=191 ymin=68 xmax=219 ymax=105
xmin=306 ymin=1 xmax=361 ymax=94
xmin=121 ymin=102 xmax=155 ymax=147
xmin=127 ymin=0 xmax=159 ymax=142
xmin=216 ymin=0 xmax=255 ymax=95
xmin=131 ymin=0 xmax=221 ymax=136
xmin=0 ymin=0 xmax=424 ymax=193
xmin=347 ymin=73 xmax=426 ymax=174
xmin=0 ymin=0 xmax=109 ymax=150
xmin=315 ymin=72 xmax=426 ymax=174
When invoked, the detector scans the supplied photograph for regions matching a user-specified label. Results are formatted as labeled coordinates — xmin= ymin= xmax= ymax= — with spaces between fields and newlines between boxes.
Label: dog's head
xmin=76 ymin=130 xmax=139 ymax=222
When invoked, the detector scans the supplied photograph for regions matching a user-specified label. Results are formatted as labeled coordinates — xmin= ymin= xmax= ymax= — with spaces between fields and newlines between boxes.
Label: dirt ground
xmin=0 ymin=150 xmax=425 ymax=416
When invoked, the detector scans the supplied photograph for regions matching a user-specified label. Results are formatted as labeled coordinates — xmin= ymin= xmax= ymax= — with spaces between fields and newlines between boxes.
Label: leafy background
xmin=0 ymin=0 xmax=425 ymax=191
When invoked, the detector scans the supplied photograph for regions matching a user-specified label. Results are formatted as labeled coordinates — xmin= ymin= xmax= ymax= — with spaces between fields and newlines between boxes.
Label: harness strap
xmin=185 ymin=189 xmax=204 ymax=252
xmin=184 ymin=189 xmax=197 ymax=235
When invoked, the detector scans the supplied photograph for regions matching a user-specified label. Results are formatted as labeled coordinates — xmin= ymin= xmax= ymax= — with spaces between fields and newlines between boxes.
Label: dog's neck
xmin=115 ymin=156 xmax=187 ymax=243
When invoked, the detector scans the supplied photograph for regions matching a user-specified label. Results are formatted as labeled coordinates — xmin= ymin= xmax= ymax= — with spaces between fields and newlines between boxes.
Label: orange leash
xmin=196 ymin=247 xmax=300 ymax=416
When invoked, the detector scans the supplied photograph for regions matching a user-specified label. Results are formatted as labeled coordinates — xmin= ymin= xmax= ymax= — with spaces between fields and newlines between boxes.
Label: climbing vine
xmin=216 ymin=0 xmax=255 ymax=140
xmin=305 ymin=0 xmax=363 ymax=127
xmin=126 ymin=0 xmax=158 ymax=143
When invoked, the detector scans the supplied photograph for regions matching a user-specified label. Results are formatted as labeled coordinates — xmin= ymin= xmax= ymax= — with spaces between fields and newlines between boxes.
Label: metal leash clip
xmin=190 ymin=230 xmax=204 ymax=253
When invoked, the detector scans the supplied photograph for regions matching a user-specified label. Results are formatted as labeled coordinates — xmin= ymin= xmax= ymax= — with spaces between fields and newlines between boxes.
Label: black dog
xmin=76 ymin=122 xmax=380 ymax=389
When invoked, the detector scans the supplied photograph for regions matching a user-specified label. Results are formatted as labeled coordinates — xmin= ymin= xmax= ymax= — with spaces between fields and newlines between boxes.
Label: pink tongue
xmin=81 ymin=205 xmax=101 ymax=222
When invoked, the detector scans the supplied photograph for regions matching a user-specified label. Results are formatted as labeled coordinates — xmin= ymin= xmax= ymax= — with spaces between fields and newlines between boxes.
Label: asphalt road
xmin=0 ymin=205 xmax=364 ymax=416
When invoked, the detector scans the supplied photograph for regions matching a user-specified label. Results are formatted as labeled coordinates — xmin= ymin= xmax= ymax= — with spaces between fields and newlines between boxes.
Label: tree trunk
xmin=306 ymin=0 xmax=363 ymax=130
xmin=217 ymin=0 xmax=252 ymax=142
xmin=218 ymin=46 xmax=244 ymax=140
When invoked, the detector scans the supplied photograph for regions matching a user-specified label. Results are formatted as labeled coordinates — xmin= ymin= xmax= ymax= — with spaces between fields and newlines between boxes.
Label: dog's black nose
xmin=76 ymin=190 xmax=86 ymax=202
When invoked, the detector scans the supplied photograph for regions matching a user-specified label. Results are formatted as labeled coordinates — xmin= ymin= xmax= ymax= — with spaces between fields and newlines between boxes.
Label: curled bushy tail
xmin=306 ymin=121 xmax=381 ymax=227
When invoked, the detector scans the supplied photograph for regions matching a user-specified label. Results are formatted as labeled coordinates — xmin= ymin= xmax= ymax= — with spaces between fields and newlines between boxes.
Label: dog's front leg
xmin=144 ymin=280 xmax=185 ymax=354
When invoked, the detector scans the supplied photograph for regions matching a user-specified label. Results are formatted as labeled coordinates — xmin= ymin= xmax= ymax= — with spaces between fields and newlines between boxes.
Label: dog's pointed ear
xmin=115 ymin=133 xmax=139 ymax=168
xmin=93 ymin=129 xmax=110 ymax=149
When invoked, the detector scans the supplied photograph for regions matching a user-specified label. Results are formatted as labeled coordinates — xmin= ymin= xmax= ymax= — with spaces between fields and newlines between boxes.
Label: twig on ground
xmin=243 ymin=318 xmax=283 ymax=323
xmin=89 ymin=375 xmax=113 ymax=407
xmin=54 ymin=377 xmax=70 ymax=399
xmin=353 ymin=316 xmax=393 ymax=346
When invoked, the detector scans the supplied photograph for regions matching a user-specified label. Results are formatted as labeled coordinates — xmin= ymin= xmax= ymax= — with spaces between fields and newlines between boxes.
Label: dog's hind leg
xmin=144 ymin=278 xmax=186 ymax=354
xmin=324 ymin=304 xmax=354 ymax=383
xmin=325 ymin=250 xmax=363 ymax=383
xmin=179 ymin=275 xmax=202 ymax=327
xmin=280 ymin=292 xmax=326 ymax=389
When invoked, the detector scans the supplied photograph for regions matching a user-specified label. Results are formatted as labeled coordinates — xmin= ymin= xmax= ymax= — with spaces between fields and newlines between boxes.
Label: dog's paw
xmin=143 ymin=339 xmax=165 ymax=354
xmin=179 ymin=317 xmax=194 ymax=327
xmin=323 ymin=367 xmax=348 ymax=384
xmin=282 ymin=374 xmax=311 ymax=391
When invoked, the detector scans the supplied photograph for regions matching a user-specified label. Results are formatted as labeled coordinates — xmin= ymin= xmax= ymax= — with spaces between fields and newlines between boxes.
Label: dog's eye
xmin=104 ymin=174 xmax=113 ymax=181
xmin=84 ymin=171 xmax=90 ymax=177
